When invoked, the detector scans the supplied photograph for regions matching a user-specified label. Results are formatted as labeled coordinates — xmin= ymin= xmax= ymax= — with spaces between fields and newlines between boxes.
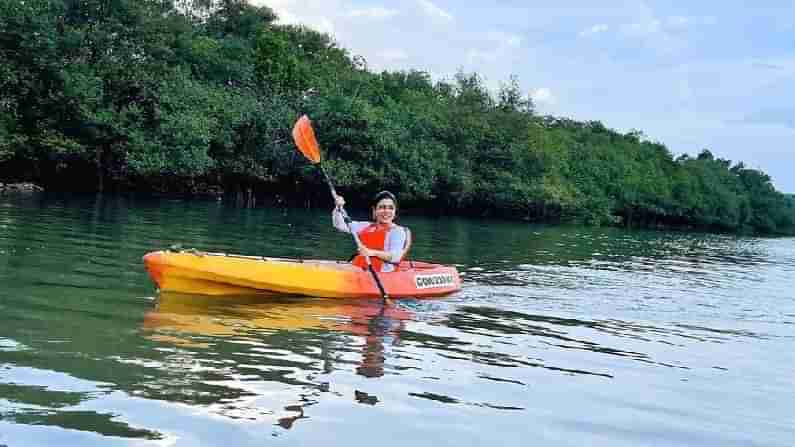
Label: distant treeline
xmin=2 ymin=0 xmax=793 ymax=234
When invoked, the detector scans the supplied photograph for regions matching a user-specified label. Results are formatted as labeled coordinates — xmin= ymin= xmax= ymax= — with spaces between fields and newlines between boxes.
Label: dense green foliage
xmin=1 ymin=0 xmax=793 ymax=234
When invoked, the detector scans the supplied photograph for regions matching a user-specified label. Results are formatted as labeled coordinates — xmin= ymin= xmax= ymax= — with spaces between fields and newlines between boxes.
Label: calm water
xmin=0 ymin=193 xmax=793 ymax=446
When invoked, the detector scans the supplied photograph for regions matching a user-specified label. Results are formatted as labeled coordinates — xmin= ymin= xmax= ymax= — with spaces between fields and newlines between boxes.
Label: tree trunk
xmin=96 ymin=146 xmax=104 ymax=193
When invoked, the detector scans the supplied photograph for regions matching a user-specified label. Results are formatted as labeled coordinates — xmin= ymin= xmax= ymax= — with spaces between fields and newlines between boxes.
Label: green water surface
xmin=0 ymin=193 xmax=793 ymax=446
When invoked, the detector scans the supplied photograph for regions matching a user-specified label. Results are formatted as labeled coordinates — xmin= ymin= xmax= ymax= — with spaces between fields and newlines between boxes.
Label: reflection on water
xmin=143 ymin=293 xmax=413 ymax=378
xmin=0 ymin=194 xmax=794 ymax=446
xmin=136 ymin=292 xmax=423 ymax=430
xmin=0 ymin=364 xmax=164 ymax=441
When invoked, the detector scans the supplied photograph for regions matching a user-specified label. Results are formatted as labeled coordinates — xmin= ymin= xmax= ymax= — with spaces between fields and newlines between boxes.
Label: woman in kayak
xmin=332 ymin=190 xmax=410 ymax=272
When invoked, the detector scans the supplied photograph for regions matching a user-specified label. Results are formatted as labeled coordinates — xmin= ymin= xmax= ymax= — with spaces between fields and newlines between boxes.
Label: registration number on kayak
xmin=414 ymin=273 xmax=456 ymax=289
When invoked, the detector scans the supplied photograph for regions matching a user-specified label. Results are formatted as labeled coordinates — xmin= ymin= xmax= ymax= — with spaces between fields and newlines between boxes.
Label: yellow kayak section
xmin=143 ymin=250 xmax=461 ymax=299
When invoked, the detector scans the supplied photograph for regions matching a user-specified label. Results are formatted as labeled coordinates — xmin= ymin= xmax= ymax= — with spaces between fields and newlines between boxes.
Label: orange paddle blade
xmin=292 ymin=115 xmax=321 ymax=164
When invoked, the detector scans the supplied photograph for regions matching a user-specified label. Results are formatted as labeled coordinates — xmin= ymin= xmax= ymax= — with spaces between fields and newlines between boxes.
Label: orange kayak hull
xmin=143 ymin=250 xmax=461 ymax=299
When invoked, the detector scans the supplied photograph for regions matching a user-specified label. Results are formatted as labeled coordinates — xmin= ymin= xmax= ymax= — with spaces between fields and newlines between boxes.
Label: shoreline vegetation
xmin=1 ymin=1 xmax=793 ymax=235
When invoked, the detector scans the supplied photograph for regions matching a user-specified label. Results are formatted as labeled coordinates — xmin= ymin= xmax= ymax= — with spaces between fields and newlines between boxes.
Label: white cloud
xmin=379 ymin=49 xmax=409 ymax=61
xmin=348 ymin=7 xmax=398 ymax=20
xmin=579 ymin=24 xmax=609 ymax=37
xmin=621 ymin=15 xmax=717 ymax=36
xmin=667 ymin=16 xmax=689 ymax=27
xmin=272 ymin=8 xmax=299 ymax=25
xmin=616 ymin=16 xmax=688 ymax=55
xmin=462 ymin=32 xmax=523 ymax=70
xmin=623 ymin=19 xmax=663 ymax=36
xmin=254 ymin=0 xmax=293 ymax=9
xmin=467 ymin=49 xmax=498 ymax=64
xmin=252 ymin=0 xmax=338 ymax=37
xmin=530 ymin=87 xmax=555 ymax=105
xmin=416 ymin=0 xmax=453 ymax=23
xmin=666 ymin=15 xmax=718 ymax=28
xmin=485 ymin=31 xmax=522 ymax=48
xmin=312 ymin=17 xmax=335 ymax=36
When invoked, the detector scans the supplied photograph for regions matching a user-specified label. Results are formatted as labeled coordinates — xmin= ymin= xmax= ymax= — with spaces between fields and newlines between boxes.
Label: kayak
xmin=143 ymin=249 xmax=461 ymax=298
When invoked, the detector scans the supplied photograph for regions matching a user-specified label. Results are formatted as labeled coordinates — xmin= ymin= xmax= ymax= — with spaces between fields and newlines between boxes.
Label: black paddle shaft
xmin=319 ymin=164 xmax=389 ymax=299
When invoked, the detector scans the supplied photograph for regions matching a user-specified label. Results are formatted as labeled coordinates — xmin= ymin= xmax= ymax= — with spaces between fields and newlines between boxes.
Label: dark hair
xmin=372 ymin=190 xmax=397 ymax=207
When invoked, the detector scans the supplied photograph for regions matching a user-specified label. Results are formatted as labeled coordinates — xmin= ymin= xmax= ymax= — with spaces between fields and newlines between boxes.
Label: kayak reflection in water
xmin=142 ymin=293 xmax=413 ymax=379
xmin=351 ymin=304 xmax=407 ymax=379
xmin=142 ymin=293 xmax=415 ymax=418
xmin=332 ymin=190 xmax=411 ymax=273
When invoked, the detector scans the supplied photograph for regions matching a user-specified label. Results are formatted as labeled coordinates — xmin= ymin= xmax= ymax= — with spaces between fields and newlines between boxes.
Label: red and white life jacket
xmin=351 ymin=223 xmax=409 ymax=271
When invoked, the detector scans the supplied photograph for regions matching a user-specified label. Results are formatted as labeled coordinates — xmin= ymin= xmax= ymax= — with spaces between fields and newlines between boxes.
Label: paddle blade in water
xmin=292 ymin=115 xmax=321 ymax=164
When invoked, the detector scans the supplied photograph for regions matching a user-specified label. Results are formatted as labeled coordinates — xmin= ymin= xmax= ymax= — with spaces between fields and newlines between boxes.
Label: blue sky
xmin=255 ymin=1 xmax=795 ymax=192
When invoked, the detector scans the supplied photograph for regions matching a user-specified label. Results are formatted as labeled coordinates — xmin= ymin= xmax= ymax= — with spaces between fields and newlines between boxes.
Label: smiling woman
xmin=332 ymin=190 xmax=411 ymax=273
